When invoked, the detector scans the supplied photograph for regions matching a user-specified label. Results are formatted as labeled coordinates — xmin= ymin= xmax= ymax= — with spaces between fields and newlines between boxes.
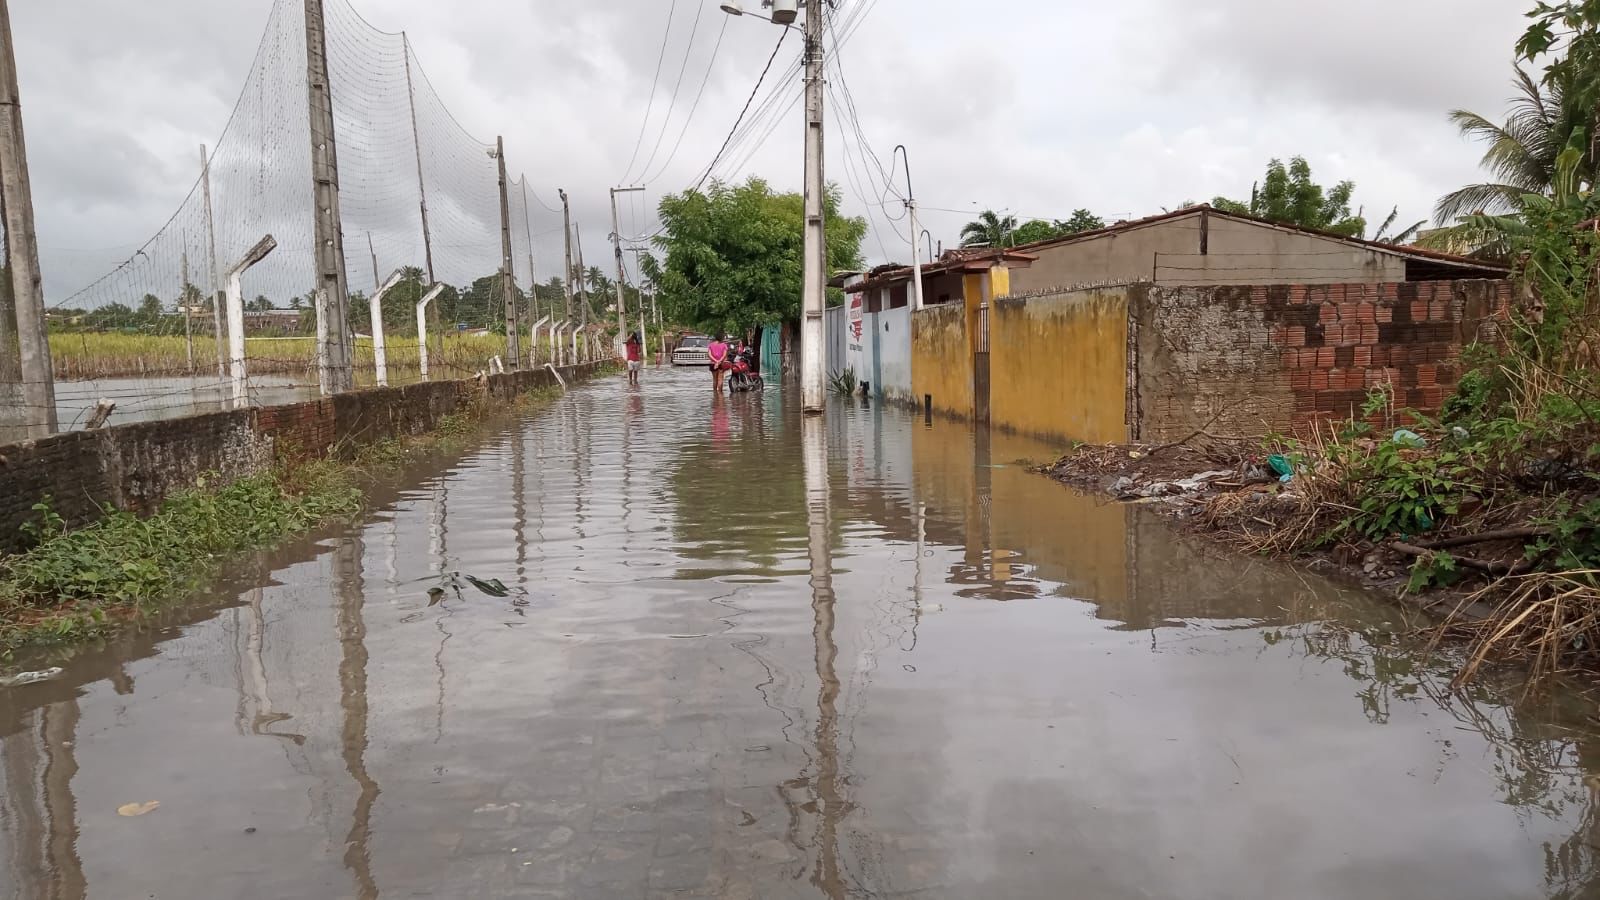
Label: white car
xmin=672 ymin=334 xmax=712 ymax=367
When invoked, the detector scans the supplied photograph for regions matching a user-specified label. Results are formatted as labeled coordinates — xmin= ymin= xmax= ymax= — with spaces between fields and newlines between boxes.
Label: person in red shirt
xmin=624 ymin=332 xmax=643 ymax=385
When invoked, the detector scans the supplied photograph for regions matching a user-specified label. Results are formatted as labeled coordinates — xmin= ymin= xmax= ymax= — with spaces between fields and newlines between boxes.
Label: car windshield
xmin=680 ymin=336 xmax=709 ymax=349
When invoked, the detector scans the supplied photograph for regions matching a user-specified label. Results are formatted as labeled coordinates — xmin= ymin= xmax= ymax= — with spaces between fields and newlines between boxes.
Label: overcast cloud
xmin=14 ymin=0 xmax=1533 ymax=300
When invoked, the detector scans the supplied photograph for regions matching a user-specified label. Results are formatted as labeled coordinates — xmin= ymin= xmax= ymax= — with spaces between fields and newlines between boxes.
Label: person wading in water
xmin=707 ymin=335 xmax=730 ymax=393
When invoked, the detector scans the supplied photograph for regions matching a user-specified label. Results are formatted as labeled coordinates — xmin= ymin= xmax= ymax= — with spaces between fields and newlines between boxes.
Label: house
xmin=1007 ymin=205 xmax=1506 ymax=292
xmin=830 ymin=206 xmax=1513 ymax=441
xmin=829 ymin=249 xmax=1038 ymax=406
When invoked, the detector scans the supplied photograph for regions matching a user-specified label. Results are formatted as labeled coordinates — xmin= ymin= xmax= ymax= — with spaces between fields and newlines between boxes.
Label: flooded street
xmin=5 ymin=368 xmax=1600 ymax=899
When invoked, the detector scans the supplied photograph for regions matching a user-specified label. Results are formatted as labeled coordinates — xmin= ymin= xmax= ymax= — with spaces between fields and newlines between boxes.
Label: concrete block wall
xmin=1133 ymin=280 xmax=1510 ymax=441
xmin=991 ymin=287 xmax=1131 ymax=445
xmin=0 ymin=363 xmax=608 ymax=554
xmin=911 ymin=304 xmax=972 ymax=420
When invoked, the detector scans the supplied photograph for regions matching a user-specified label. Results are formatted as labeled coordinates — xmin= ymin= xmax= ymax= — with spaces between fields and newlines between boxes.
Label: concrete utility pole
xmin=366 ymin=232 xmax=379 ymax=290
xmin=519 ymin=180 xmax=538 ymax=337
xmin=575 ymin=225 xmax=589 ymax=335
xmin=180 ymin=250 xmax=195 ymax=373
xmin=401 ymin=34 xmax=441 ymax=364
xmin=799 ymin=0 xmax=827 ymax=412
xmin=305 ymin=0 xmax=354 ymax=394
xmin=493 ymin=136 xmax=519 ymax=369
xmin=895 ymin=144 xmax=925 ymax=312
xmin=0 ymin=0 xmax=54 ymax=435
xmin=609 ymin=186 xmax=644 ymax=356
xmin=558 ymin=189 xmax=574 ymax=320
xmin=199 ymin=144 xmax=225 ymax=377
xmin=630 ymin=246 xmax=664 ymax=363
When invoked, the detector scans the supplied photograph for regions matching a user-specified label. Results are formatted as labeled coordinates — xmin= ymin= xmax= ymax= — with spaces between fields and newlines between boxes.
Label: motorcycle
xmin=727 ymin=346 xmax=763 ymax=393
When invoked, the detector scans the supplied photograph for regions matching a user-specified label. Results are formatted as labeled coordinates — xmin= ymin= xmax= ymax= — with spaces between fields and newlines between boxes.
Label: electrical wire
xmin=619 ymin=0 xmax=682 ymax=184
xmin=687 ymin=29 xmax=793 ymax=195
xmin=641 ymin=16 xmax=730 ymax=187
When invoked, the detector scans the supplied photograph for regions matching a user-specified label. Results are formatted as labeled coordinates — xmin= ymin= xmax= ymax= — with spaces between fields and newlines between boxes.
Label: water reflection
xmin=8 ymin=375 xmax=1600 ymax=897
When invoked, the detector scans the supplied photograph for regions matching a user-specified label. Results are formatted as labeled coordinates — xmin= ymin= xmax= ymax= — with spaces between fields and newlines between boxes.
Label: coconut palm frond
xmin=1434 ymin=183 xmax=1531 ymax=225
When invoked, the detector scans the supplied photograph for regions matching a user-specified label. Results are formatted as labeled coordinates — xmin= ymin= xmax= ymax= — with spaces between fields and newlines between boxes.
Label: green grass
xmin=0 ymin=462 xmax=361 ymax=654
xmin=50 ymin=331 xmax=511 ymax=379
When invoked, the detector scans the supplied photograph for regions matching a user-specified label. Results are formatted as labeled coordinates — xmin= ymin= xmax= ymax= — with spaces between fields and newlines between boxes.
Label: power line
xmin=619 ymin=0 xmax=681 ymax=184
xmin=641 ymin=16 xmax=729 ymax=186
xmin=635 ymin=0 xmax=707 ymax=183
xmin=688 ymin=29 xmax=793 ymax=194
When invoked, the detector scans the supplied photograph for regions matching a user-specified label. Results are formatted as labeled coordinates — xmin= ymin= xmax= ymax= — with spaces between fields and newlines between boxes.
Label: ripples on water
xmin=3 ymin=369 xmax=1600 ymax=899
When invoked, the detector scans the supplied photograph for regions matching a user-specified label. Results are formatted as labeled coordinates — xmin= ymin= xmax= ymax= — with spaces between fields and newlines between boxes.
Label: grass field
xmin=49 ymin=332 xmax=520 ymax=380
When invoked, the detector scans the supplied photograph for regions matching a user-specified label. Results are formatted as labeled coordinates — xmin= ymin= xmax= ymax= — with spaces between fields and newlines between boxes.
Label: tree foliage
xmin=960 ymin=210 xmax=1018 ymax=248
xmin=645 ymin=177 xmax=866 ymax=335
xmin=963 ymin=209 xmax=1104 ymax=248
xmin=1213 ymin=157 xmax=1365 ymax=236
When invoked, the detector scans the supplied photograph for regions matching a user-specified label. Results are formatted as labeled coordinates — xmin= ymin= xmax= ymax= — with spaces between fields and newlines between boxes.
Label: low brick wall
xmin=1132 ymin=280 xmax=1510 ymax=441
xmin=0 ymin=363 xmax=608 ymax=554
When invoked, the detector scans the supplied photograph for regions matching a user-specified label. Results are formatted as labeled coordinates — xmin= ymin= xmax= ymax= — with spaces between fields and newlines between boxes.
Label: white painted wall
xmin=876 ymin=305 xmax=912 ymax=404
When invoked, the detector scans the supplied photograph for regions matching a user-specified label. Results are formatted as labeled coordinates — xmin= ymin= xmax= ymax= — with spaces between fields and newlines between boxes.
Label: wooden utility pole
xmin=494 ymin=136 xmax=519 ymax=368
xmin=199 ymin=144 xmax=225 ymax=377
xmin=0 ymin=0 xmax=54 ymax=435
xmin=558 ymin=188 xmax=574 ymax=320
xmin=305 ymin=0 xmax=353 ymax=394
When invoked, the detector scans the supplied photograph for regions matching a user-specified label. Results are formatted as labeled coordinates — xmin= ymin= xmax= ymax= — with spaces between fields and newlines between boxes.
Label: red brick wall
xmin=1132 ymin=280 xmax=1510 ymax=441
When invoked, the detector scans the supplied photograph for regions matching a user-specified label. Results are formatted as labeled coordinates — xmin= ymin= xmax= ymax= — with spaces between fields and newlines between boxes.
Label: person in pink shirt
xmin=707 ymin=336 xmax=730 ymax=393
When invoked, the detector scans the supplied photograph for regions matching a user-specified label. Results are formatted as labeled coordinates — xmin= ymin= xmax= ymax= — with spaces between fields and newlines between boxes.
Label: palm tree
xmin=1434 ymin=68 xmax=1594 ymax=225
xmin=1363 ymin=206 xmax=1427 ymax=245
xmin=960 ymin=210 xmax=1018 ymax=248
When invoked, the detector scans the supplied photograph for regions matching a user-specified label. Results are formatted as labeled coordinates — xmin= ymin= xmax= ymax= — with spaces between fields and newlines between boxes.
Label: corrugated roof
xmin=846 ymin=248 xmax=1038 ymax=294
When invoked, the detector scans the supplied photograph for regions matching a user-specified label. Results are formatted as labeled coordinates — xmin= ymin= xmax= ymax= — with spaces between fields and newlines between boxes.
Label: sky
xmin=14 ymin=0 xmax=1534 ymax=302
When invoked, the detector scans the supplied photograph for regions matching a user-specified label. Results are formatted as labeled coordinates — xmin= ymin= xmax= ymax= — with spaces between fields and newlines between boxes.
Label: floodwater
xmin=4 ymin=369 xmax=1600 ymax=899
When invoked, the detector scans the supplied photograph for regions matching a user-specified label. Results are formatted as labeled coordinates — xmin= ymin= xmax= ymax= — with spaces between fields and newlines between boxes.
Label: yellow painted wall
xmin=990 ymin=288 xmax=1129 ymax=444
xmin=911 ymin=303 xmax=971 ymax=420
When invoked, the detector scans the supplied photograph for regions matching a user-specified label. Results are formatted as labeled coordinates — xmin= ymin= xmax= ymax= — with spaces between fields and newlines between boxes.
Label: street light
xmin=719 ymin=1 xmax=802 ymax=31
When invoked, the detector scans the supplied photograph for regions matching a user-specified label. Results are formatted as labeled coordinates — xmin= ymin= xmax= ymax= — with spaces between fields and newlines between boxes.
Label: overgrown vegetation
xmin=0 ymin=463 xmax=361 ymax=653
xmin=1200 ymin=187 xmax=1600 ymax=683
xmin=50 ymin=331 xmax=507 ymax=380
xmin=0 ymin=378 xmax=575 ymax=656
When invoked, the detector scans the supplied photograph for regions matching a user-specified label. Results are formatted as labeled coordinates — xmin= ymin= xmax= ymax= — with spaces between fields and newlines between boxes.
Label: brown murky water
xmin=5 ymin=369 xmax=1600 ymax=899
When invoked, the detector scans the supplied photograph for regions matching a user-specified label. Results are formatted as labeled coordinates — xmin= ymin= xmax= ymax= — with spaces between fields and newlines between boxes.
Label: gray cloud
xmin=11 ymin=0 xmax=1536 ymax=302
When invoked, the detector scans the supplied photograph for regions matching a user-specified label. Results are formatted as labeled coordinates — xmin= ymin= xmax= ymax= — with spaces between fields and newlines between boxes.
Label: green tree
xmin=1058 ymin=209 xmax=1105 ymax=234
xmin=177 ymin=281 xmax=204 ymax=314
xmin=137 ymin=293 xmax=164 ymax=325
xmin=646 ymin=176 xmax=866 ymax=335
xmin=1010 ymin=219 xmax=1058 ymax=245
xmin=960 ymin=210 xmax=1018 ymax=248
xmin=1007 ymin=209 xmax=1107 ymax=246
xmin=87 ymin=302 xmax=135 ymax=330
xmin=1435 ymin=69 xmax=1593 ymax=224
xmin=247 ymin=294 xmax=273 ymax=312
xmin=1214 ymin=157 xmax=1365 ymax=236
